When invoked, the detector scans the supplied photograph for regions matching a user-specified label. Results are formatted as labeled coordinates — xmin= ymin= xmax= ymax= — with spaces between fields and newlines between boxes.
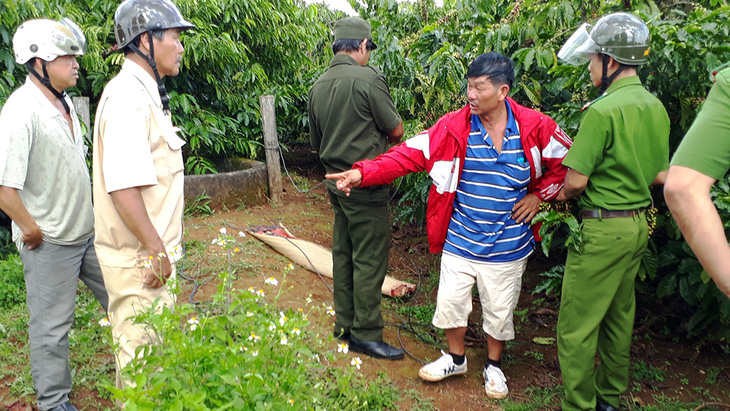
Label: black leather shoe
xmin=348 ymin=335 xmax=405 ymax=360
xmin=596 ymin=401 xmax=618 ymax=411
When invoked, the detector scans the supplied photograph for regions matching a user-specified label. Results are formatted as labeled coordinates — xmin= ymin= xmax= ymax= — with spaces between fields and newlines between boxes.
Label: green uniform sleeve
xmin=307 ymin=89 xmax=322 ymax=149
xmin=671 ymin=69 xmax=730 ymax=181
xmin=368 ymin=74 xmax=401 ymax=135
xmin=562 ymin=108 xmax=610 ymax=177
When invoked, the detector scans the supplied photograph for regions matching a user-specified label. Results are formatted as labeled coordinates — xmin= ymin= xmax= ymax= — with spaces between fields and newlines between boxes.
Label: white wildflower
xmin=187 ymin=317 xmax=200 ymax=331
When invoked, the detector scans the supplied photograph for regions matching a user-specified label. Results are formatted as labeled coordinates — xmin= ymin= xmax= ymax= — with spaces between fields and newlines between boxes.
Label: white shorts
xmin=432 ymin=252 xmax=527 ymax=341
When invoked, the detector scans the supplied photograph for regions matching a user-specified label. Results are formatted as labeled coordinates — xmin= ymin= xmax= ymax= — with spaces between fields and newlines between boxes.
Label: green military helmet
xmin=559 ymin=12 xmax=650 ymax=66
xmin=591 ymin=12 xmax=650 ymax=65
xmin=114 ymin=0 xmax=195 ymax=48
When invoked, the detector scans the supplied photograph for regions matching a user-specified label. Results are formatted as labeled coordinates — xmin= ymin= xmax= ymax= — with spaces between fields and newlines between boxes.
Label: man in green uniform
xmin=665 ymin=67 xmax=730 ymax=300
xmin=556 ymin=12 xmax=669 ymax=411
xmin=308 ymin=17 xmax=405 ymax=360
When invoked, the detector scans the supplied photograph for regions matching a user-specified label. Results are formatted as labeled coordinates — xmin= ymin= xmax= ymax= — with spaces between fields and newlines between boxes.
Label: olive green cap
xmin=334 ymin=17 xmax=376 ymax=49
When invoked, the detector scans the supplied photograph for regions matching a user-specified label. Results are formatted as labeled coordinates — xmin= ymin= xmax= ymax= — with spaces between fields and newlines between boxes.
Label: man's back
xmin=563 ymin=76 xmax=669 ymax=210
xmin=308 ymin=54 xmax=400 ymax=174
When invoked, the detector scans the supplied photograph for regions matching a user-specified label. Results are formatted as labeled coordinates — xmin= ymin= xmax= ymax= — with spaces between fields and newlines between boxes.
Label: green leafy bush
xmin=0 ymin=254 xmax=25 ymax=309
xmin=0 ymin=0 xmax=334 ymax=173
xmin=111 ymin=229 xmax=402 ymax=409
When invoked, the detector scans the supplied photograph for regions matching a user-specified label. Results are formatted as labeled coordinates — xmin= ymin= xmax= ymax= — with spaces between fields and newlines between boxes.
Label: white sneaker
xmin=484 ymin=364 xmax=509 ymax=399
xmin=418 ymin=350 xmax=468 ymax=382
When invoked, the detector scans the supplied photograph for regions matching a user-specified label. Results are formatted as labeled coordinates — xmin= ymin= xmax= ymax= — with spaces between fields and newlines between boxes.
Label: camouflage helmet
xmin=114 ymin=0 xmax=195 ymax=48
xmin=559 ymin=12 xmax=650 ymax=66
xmin=13 ymin=18 xmax=86 ymax=64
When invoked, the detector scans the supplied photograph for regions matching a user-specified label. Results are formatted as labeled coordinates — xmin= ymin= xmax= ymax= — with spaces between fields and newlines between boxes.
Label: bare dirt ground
xmin=2 ymin=153 xmax=729 ymax=410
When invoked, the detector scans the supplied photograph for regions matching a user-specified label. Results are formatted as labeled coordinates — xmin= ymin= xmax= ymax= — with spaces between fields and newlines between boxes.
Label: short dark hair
xmin=122 ymin=29 xmax=166 ymax=55
xmin=332 ymin=38 xmax=376 ymax=54
xmin=466 ymin=52 xmax=514 ymax=89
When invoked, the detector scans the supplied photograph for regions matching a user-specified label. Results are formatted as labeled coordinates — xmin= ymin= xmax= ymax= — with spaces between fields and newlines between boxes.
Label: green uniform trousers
xmin=558 ymin=213 xmax=648 ymax=410
xmin=328 ymin=187 xmax=390 ymax=342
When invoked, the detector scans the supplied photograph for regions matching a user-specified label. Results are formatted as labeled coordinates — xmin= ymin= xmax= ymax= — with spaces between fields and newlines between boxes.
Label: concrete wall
xmin=184 ymin=159 xmax=268 ymax=209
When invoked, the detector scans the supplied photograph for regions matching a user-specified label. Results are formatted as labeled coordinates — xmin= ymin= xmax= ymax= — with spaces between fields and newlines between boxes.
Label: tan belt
xmin=579 ymin=209 xmax=644 ymax=219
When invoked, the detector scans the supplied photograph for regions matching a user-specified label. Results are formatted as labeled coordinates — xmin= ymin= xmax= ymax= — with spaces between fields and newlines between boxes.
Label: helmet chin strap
xmin=600 ymin=54 xmax=627 ymax=92
xmin=25 ymin=60 xmax=71 ymax=114
xmin=129 ymin=32 xmax=171 ymax=113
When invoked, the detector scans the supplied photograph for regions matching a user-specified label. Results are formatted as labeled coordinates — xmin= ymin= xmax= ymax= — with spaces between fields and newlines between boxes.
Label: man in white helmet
xmin=0 ymin=18 xmax=108 ymax=411
xmin=557 ymin=12 xmax=669 ymax=411
xmin=92 ymin=0 xmax=193 ymax=390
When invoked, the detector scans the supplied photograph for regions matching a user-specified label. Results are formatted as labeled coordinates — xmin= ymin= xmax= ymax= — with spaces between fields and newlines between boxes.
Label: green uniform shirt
xmin=308 ymin=54 xmax=401 ymax=180
xmin=671 ymin=67 xmax=730 ymax=181
xmin=563 ymin=76 xmax=669 ymax=210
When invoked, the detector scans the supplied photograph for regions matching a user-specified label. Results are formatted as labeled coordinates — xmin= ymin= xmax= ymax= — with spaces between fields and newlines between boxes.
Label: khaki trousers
xmin=100 ymin=263 xmax=176 ymax=389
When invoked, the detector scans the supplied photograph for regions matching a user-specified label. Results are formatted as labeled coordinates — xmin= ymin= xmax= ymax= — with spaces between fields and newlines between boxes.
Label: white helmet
xmin=13 ymin=18 xmax=86 ymax=64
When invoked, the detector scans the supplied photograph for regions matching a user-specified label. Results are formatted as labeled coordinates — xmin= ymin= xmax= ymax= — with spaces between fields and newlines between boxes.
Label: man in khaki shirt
xmin=92 ymin=0 xmax=193 ymax=389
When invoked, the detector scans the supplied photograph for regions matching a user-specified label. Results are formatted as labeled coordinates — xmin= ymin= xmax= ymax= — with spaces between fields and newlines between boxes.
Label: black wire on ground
xmin=276 ymin=144 xmax=326 ymax=193
xmin=276 ymin=143 xmax=404 ymax=201
xmin=176 ymin=262 xmax=201 ymax=305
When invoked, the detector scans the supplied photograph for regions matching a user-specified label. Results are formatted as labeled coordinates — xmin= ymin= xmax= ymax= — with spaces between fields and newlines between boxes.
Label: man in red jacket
xmin=327 ymin=52 xmax=571 ymax=399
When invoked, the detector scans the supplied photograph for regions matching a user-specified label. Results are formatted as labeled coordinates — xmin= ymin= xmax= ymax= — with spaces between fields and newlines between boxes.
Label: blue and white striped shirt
xmin=443 ymin=100 xmax=534 ymax=262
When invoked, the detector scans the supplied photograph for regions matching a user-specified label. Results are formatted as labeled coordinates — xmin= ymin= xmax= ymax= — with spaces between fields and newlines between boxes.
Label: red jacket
xmin=353 ymin=98 xmax=573 ymax=253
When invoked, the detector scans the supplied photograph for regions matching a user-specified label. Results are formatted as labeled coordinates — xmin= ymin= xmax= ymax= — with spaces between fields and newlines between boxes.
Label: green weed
xmin=0 ymin=254 xmax=25 ymax=309
xmin=494 ymin=385 xmax=563 ymax=410
xmin=632 ymin=361 xmax=666 ymax=382
xmin=109 ymin=228 xmax=403 ymax=408
xmin=184 ymin=192 xmax=214 ymax=218
xmin=523 ymin=351 xmax=545 ymax=361
xmin=533 ymin=265 xmax=564 ymax=297
xmin=0 ymin=282 xmax=110 ymax=404
xmin=705 ymin=366 xmax=722 ymax=385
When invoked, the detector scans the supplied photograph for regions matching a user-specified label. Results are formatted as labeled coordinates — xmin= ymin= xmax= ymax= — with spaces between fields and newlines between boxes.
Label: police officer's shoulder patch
xmin=581 ymin=92 xmax=609 ymax=112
